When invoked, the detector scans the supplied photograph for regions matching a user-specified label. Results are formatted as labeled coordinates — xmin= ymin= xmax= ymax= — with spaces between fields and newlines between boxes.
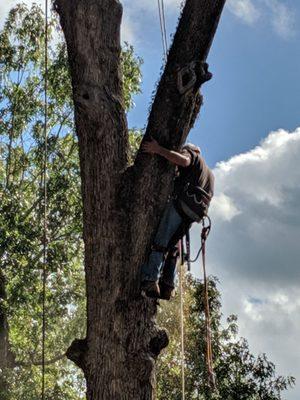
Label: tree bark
xmin=55 ymin=0 xmax=226 ymax=399
xmin=0 ymin=268 xmax=15 ymax=369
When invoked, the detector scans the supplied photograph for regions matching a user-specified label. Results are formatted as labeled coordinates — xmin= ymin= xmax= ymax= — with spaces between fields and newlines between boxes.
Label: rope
xmin=179 ymin=240 xmax=185 ymax=400
xmin=42 ymin=0 xmax=49 ymax=398
xmin=188 ymin=216 xmax=211 ymax=264
xmin=182 ymin=217 xmax=216 ymax=390
xmin=201 ymin=222 xmax=216 ymax=390
xmin=161 ymin=0 xmax=168 ymax=55
xmin=157 ymin=0 xmax=168 ymax=63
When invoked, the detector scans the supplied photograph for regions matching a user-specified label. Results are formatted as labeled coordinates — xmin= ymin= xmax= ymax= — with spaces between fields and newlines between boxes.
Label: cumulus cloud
xmin=210 ymin=193 xmax=241 ymax=222
xmin=191 ymin=128 xmax=300 ymax=398
xmin=207 ymin=128 xmax=300 ymax=286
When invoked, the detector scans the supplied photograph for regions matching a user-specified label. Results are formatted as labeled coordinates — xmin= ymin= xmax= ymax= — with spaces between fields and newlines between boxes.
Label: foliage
xmin=121 ymin=43 xmax=143 ymax=111
xmin=157 ymin=273 xmax=295 ymax=399
xmin=128 ymin=128 xmax=143 ymax=164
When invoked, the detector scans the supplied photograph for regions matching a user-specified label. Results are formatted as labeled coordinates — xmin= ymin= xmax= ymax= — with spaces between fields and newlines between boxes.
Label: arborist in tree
xmin=140 ymin=138 xmax=214 ymax=300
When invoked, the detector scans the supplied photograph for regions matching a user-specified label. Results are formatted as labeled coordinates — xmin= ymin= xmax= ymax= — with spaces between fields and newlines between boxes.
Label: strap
xmin=151 ymin=243 xmax=168 ymax=253
xmin=185 ymin=229 xmax=191 ymax=272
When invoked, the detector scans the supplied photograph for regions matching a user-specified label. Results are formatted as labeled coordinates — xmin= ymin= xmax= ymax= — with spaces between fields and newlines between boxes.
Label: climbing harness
xmin=157 ymin=0 xmax=168 ymax=63
xmin=42 ymin=0 xmax=49 ymax=398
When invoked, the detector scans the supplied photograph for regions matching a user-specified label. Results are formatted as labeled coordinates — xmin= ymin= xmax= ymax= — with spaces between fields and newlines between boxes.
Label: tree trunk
xmin=0 ymin=270 xmax=9 ymax=367
xmin=0 ymin=268 xmax=15 ymax=370
xmin=55 ymin=0 xmax=226 ymax=399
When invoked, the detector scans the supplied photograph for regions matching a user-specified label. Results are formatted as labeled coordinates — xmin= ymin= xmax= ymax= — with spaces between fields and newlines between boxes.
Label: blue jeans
xmin=141 ymin=201 xmax=183 ymax=287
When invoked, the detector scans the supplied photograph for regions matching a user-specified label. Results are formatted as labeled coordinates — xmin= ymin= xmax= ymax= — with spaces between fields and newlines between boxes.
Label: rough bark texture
xmin=0 ymin=269 xmax=15 ymax=369
xmin=0 ymin=267 xmax=16 ymax=378
xmin=55 ymin=0 xmax=226 ymax=399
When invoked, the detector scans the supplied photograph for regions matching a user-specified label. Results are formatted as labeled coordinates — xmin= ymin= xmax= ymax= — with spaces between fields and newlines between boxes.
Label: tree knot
xmin=149 ymin=328 xmax=169 ymax=357
xmin=66 ymin=338 xmax=88 ymax=371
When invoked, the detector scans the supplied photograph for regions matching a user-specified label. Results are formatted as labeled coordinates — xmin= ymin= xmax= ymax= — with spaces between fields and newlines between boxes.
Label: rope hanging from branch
xmin=179 ymin=240 xmax=186 ymax=400
xmin=42 ymin=0 xmax=49 ymax=398
xmin=157 ymin=0 xmax=168 ymax=63
xmin=200 ymin=222 xmax=216 ymax=390
xmin=179 ymin=217 xmax=216 ymax=397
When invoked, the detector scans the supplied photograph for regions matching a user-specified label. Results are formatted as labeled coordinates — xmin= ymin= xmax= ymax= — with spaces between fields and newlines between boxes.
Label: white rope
xmin=179 ymin=242 xmax=185 ymax=400
xmin=157 ymin=0 xmax=168 ymax=63
xmin=42 ymin=0 xmax=49 ymax=398
xmin=161 ymin=0 xmax=168 ymax=55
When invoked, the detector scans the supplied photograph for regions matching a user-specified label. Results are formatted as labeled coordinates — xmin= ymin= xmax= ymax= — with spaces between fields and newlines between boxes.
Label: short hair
xmin=182 ymin=143 xmax=201 ymax=154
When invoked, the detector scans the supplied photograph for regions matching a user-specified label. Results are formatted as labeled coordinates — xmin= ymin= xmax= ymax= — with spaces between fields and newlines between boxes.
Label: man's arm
xmin=142 ymin=138 xmax=191 ymax=168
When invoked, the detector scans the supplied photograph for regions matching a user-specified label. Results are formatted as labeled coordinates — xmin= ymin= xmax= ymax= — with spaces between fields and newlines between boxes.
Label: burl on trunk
xmin=54 ymin=0 xmax=226 ymax=398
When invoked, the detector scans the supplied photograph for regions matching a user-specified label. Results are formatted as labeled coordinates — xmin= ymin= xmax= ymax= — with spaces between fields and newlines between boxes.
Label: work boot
xmin=141 ymin=280 xmax=160 ymax=299
xmin=159 ymin=281 xmax=175 ymax=300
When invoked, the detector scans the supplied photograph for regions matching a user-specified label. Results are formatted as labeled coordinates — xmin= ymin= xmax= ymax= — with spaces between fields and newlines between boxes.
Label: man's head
xmin=182 ymin=143 xmax=201 ymax=155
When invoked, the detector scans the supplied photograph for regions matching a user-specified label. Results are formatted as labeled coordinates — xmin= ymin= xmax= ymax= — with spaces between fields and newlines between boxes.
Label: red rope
xmin=201 ymin=225 xmax=216 ymax=389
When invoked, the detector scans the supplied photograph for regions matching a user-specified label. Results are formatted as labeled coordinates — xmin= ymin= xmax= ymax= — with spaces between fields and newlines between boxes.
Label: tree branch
xmin=15 ymin=352 xmax=66 ymax=368
xmin=126 ymin=0 xmax=226 ymax=289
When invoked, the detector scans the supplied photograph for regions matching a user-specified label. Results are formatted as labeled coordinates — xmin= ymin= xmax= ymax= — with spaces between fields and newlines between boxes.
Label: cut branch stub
xmin=177 ymin=61 xmax=212 ymax=95
xmin=66 ymin=338 xmax=88 ymax=372
xmin=177 ymin=62 xmax=197 ymax=95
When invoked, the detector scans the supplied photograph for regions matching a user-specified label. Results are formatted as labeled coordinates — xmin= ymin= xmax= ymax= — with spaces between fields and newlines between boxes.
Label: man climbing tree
xmin=141 ymin=139 xmax=214 ymax=300
xmin=54 ymin=0 xmax=226 ymax=398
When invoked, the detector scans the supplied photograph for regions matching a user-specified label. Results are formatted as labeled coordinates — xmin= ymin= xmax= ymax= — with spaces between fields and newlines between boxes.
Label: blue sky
xmin=124 ymin=0 xmax=300 ymax=167
xmin=1 ymin=0 xmax=300 ymax=399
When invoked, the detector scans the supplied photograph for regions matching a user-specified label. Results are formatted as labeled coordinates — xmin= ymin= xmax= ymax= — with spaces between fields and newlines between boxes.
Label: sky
xmin=1 ymin=0 xmax=300 ymax=398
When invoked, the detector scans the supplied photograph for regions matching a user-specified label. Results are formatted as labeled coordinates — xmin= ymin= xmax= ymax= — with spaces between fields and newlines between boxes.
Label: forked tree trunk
xmin=54 ymin=0 xmax=226 ymax=398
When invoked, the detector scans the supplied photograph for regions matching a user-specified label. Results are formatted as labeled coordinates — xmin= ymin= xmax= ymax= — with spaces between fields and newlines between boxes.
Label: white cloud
xmin=227 ymin=0 xmax=260 ymax=24
xmin=209 ymin=128 xmax=300 ymax=285
xmin=210 ymin=193 xmax=241 ymax=221
xmin=191 ymin=128 xmax=300 ymax=399
xmin=264 ymin=0 xmax=296 ymax=39
xmin=227 ymin=0 xmax=297 ymax=39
